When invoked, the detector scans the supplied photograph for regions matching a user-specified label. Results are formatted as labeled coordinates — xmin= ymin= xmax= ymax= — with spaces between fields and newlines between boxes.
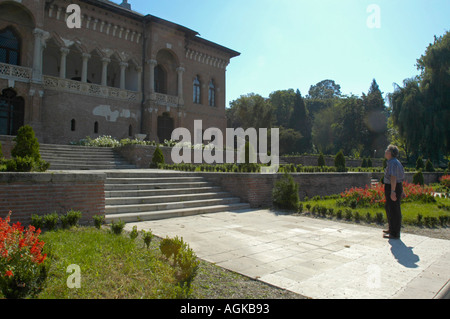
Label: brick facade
xmin=0 ymin=0 xmax=239 ymax=144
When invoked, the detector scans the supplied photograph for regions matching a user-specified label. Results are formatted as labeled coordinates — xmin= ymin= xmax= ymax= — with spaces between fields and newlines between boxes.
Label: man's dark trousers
xmin=384 ymin=183 xmax=403 ymax=238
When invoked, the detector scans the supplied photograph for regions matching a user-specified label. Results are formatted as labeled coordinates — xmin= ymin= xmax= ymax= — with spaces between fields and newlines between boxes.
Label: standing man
xmin=383 ymin=145 xmax=405 ymax=239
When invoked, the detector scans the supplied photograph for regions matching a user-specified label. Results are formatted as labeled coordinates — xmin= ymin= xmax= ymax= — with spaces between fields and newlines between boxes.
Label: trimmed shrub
xmin=317 ymin=152 xmax=325 ymax=167
xmin=425 ymin=159 xmax=434 ymax=172
xmin=93 ymin=215 xmax=105 ymax=229
xmin=110 ymin=219 xmax=125 ymax=235
xmin=413 ymin=170 xmax=424 ymax=186
xmin=43 ymin=212 xmax=59 ymax=231
xmin=142 ymin=229 xmax=154 ymax=249
xmin=272 ymin=173 xmax=300 ymax=211
xmin=334 ymin=150 xmax=347 ymax=172
xmin=416 ymin=156 xmax=424 ymax=170
xmin=150 ymin=146 xmax=164 ymax=168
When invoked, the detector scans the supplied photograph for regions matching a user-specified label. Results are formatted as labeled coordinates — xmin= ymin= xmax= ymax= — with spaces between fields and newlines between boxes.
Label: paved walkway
xmin=124 ymin=209 xmax=450 ymax=299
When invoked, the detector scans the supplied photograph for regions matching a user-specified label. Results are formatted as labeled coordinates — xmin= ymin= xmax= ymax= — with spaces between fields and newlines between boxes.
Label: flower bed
xmin=338 ymin=182 xmax=436 ymax=209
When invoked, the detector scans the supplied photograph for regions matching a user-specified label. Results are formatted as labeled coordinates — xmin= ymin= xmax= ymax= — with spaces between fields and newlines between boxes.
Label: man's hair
xmin=387 ymin=145 xmax=399 ymax=158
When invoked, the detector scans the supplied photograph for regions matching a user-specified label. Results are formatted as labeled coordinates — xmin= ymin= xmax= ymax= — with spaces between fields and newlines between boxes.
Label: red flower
xmin=5 ymin=270 xmax=13 ymax=277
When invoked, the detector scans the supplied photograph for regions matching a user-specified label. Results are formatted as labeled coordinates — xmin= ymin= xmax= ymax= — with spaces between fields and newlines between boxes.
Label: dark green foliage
xmin=416 ymin=156 xmax=424 ymax=170
xmin=150 ymin=146 xmax=164 ymax=168
xmin=317 ymin=152 xmax=325 ymax=167
xmin=334 ymin=150 xmax=347 ymax=172
xmin=43 ymin=212 xmax=59 ymax=231
xmin=425 ymin=159 xmax=434 ymax=172
xmin=6 ymin=125 xmax=49 ymax=172
xmin=110 ymin=219 xmax=126 ymax=235
xmin=413 ymin=170 xmax=424 ymax=185
xmin=93 ymin=215 xmax=105 ymax=229
xmin=272 ymin=173 xmax=299 ymax=210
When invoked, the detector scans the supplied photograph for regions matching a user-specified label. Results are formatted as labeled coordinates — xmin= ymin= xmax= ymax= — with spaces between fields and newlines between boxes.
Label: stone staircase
xmin=104 ymin=171 xmax=250 ymax=223
xmin=40 ymin=144 xmax=136 ymax=170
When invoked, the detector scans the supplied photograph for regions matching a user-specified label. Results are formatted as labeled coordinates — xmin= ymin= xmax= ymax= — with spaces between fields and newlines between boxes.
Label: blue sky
xmin=116 ymin=0 xmax=450 ymax=106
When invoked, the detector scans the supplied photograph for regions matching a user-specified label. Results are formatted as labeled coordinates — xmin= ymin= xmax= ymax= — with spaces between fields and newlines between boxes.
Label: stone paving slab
xmin=124 ymin=209 xmax=450 ymax=299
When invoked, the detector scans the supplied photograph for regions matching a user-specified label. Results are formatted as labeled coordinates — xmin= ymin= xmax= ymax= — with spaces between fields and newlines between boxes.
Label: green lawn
xmin=299 ymin=196 xmax=450 ymax=226
xmin=32 ymin=227 xmax=183 ymax=299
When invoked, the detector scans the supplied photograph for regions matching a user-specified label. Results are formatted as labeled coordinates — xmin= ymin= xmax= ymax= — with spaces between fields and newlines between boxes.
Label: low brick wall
xmin=0 ymin=172 xmax=106 ymax=226
xmin=197 ymin=172 xmax=373 ymax=208
xmin=281 ymin=155 xmax=383 ymax=168
xmin=372 ymin=172 xmax=444 ymax=185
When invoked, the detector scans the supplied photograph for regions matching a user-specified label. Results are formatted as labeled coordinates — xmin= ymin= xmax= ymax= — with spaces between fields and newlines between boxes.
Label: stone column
xmin=101 ymin=57 xmax=110 ymax=86
xmin=176 ymin=66 xmax=185 ymax=105
xmin=59 ymin=47 xmax=69 ymax=79
xmin=119 ymin=62 xmax=128 ymax=90
xmin=81 ymin=53 xmax=91 ymax=83
xmin=147 ymin=59 xmax=157 ymax=94
xmin=32 ymin=28 xmax=49 ymax=83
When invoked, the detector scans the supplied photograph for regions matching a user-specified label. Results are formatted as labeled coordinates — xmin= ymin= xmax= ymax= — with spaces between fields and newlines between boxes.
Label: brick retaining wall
xmin=0 ymin=172 xmax=106 ymax=225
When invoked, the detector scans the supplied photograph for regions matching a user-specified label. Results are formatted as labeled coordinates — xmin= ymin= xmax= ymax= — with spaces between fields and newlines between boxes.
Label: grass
xmin=33 ymin=227 xmax=181 ymax=299
xmin=299 ymin=196 xmax=450 ymax=226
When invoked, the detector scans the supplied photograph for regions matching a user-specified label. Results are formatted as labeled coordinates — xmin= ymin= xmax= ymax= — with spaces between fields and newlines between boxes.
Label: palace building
xmin=0 ymin=0 xmax=239 ymax=144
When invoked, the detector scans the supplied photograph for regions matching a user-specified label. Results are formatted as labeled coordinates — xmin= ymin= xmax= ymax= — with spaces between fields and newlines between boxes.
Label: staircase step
xmin=105 ymin=186 xmax=222 ymax=198
xmin=105 ymin=192 xmax=230 ymax=205
xmin=105 ymin=202 xmax=251 ymax=223
xmin=105 ymin=181 xmax=212 ymax=190
xmin=105 ymin=197 xmax=242 ymax=215
xmin=106 ymin=176 xmax=205 ymax=184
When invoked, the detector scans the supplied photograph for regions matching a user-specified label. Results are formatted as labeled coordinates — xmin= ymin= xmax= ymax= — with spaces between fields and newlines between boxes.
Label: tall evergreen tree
xmin=289 ymin=89 xmax=312 ymax=153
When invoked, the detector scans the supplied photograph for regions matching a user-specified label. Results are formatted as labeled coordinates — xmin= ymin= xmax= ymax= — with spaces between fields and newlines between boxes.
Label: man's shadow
xmin=389 ymin=239 xmax=420 ymax=268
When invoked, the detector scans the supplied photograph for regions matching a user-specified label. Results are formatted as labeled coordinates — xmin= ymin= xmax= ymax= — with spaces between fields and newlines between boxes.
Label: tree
xmin=362 ymin=79 xmax=388 ymax=157
xmin=289 ymin=89 xmax=312 ymax=153
xmin=227 ymin=93 xmax=273 ymax=130
xmin=278 ymin=127 xmax=303 ymax=155
xmin=308 ymin=79 xmax=341 ymax=100
xmin=416 ymin=31 xmax=450 ymax=160
xmin=269 ymin=89 xmax=296 ymax=128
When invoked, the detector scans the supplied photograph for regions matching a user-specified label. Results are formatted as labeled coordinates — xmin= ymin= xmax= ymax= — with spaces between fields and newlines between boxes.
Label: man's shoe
xmin=383 ymin=229 xmax=390 ymax=234
xmin=383 ymin=233 xmax=400 ymax=239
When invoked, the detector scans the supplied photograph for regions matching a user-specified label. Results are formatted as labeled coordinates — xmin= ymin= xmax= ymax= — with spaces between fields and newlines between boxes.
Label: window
xmin=71 ymin=119 xmax=76 ymax=131
xmin=0 ymin=27 xmax=21 ymax=65
xmin=193 ymin=76 xmax=201 ymax=104
xmin=0 ymin=88 xmax=24 ymax=136
xmin=208 ymin=80 xmax=216 ymax=107
xmin=154 ymin=64 xmax=167 ymax=94
xmin=128 ymin=124 xmax=133 ymax=137
xmin=94 ymin=121 xmax=99 ymax=134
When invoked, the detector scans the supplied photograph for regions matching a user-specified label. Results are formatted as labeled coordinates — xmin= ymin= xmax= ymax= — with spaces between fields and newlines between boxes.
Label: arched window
xmin=94 ymin=121 xmax=99 ymax=134
xmin=71 ymin=119 xmax=76 ymax=131
xmin=154 ymin=64 xmax=167 ymax=94
xmin=193 ymin=76 xmax=201 ymax=104
xmin=0 ymin=27 xmax=21 ymax=65
xmin=128 ymin=124 xmax=133 ymax=137
xmin=208 ymin=80 xmax=216 ymax=107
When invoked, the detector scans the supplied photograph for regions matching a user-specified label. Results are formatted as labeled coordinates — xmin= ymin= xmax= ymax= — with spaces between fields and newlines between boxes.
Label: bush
xmin=93 ymin=215 xmax=105 ymax=230
xmin=0 ymin=212 xmax=48 ymax=299
xmin=317 ymin=153 xmax=325 ymax=167
xmin=6 ymin=125 xmax=49 ymax=172
xmin=413 ymin=170 xmax=424 ymax=186
xmin=425 ymin=159 xmax=434 ymax=172
xmin=150 ymin=146 xmax=165 ymax=168
xmin=110 ymin=219 xmax=125 ymax=235
xmin=334 ymin=150 xmax=347 ymax=172
xmin=11 ymin=125 xmax=40 ymax=161
xmin=416 ymin=156 xmax=424 ymax=170
xmin=159 ymin=236 xmax=199 ymax=298
xmin=0 ymin=142 xmax=2 ymax=159
xmin=367 ymin=157 xmax=373 ymax=168
xmin=30 ymin=214 xmax=45 ymax=231
xmin=129 ymin=226 xmax=139 ymax=241
xmin=272 ymin=173 xmax=299 ymax=211
xmin=43 ymin=212 xmax=59 ymax=231
xmin=361 ymin=158 xmax=367 ymax=168
xmin=61 ymin=210 xmax=82 ymax=228
xmin=142 ymin=229 xmax=154 ymax=249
